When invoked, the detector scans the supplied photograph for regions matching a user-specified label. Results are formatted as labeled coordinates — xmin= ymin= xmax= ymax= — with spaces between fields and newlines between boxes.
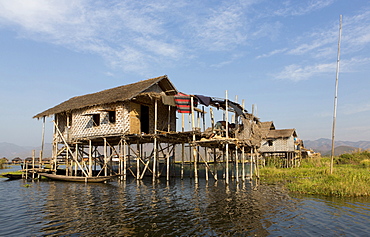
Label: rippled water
xmin=1 ymin=166 xmax=369 ymax=236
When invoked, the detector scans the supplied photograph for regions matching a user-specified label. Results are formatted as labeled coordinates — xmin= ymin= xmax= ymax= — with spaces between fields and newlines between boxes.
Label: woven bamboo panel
xmin=54 ymin=102 xmax=131 ymax=140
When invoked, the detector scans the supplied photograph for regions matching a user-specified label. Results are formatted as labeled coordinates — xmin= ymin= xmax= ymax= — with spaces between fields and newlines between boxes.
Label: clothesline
xmin=161 ymin=92 xmax=247 ymax=116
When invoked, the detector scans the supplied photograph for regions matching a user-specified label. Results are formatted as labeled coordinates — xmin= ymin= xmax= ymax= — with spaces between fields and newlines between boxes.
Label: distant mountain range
xmin=1 ymin=138 xmax=369 ymax=159
xmin=0 ymin=142 xmax=52 ymax=159
xmin=303 ymin=138 xmax=370 ymax=156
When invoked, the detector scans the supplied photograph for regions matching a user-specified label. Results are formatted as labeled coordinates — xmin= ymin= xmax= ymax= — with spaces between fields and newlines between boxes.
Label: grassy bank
xmin=260 ymin=151 xmax=370 ymax=197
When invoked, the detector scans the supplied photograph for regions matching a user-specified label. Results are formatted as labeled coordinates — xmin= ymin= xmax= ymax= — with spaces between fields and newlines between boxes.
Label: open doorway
xmin=141 ymin=105 xmax=149 ymax=134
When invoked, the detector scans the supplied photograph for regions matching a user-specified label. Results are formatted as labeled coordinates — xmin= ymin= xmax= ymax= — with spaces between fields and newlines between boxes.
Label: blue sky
xmin=0 ymin=0 xmax=369 ymax=147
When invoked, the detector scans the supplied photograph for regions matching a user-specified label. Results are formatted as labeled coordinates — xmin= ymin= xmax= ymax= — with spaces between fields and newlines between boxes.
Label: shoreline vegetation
xmin=260 ymin=150 xmax=370 ymax=197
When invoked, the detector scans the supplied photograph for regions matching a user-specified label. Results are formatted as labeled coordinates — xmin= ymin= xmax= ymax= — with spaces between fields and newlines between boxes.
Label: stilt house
xmin=34 ymin=75 xmax=178 ymax=143
xmin=259 ymin=121 xmax=302 ymax=167
xmin=33 ymin=75 xmax=264 ymax=182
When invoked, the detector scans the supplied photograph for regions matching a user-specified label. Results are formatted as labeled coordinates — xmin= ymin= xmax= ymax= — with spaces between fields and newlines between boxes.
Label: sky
xmin=0 ymin=0 xmax=369 ymax=147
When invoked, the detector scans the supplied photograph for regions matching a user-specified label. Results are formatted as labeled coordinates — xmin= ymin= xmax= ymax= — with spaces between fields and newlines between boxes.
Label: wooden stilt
xmin=191 ymin=97 xmax=198 ymax=184
xmin=242 ymin=146 xmax=245 ymax=181
xmin=153 ymin=99 xmax=158 ymax=182
xmin=235 ymin=146 xmax=239 ymax=183
xmin=123 ymin=139 xmax=127 ymax=181
xmin=136 ymin=142 xmax=140 ymax=180
xmin=205 ymin=147 xmax=209 ymax=181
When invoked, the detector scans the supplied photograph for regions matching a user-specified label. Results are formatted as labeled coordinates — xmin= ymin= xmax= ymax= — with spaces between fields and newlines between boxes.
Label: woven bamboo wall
xmin=55 ymin=96 xmax=177 ymax=142
xmin=260 ymin=136 xmax=295 ymax=152
xmin=56 ymin=102 xmax=130 ymax=141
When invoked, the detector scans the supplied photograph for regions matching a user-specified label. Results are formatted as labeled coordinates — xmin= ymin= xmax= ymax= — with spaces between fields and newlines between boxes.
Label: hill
xmin=0 ymin=142 xmax=52 ymax=159
xmin=303 ymin=138 xmax=369 ymax=156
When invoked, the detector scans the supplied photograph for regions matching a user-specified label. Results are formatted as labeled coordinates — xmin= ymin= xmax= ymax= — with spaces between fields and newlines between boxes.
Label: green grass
xmin=260 ymin=154 xmax=370 ymax=197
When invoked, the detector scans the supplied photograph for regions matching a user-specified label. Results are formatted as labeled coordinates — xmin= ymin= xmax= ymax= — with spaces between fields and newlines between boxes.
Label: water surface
xmin=1 ymin=166 xmax=369 ymax=236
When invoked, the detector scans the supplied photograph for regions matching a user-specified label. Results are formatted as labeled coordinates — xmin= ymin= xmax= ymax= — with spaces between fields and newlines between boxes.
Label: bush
xmin=360 ymin=159 xmax=370 ymax=168
xmin=336 ymin=150 xmax=370 ymax=165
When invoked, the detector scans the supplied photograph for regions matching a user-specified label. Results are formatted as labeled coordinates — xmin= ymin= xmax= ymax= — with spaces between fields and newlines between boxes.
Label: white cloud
xmin=275 ymin=56 xmax=370 ymax=81
xmin=275 ymin=62 xmax=336 ymax=81
xmin=256 ymin=48 xmax=288 ymax=59
xmin=273 ymin=0 xmax=335 ymax=16
xmin=189 ymin=2 xmax=249 ymax=51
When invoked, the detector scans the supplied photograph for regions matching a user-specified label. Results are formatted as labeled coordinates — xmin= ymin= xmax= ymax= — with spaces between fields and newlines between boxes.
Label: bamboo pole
xmin=225 ymin=90 xmax=229 ymax=185
xmin=235 ymin=146 xmax=239 ymax=183
xmin=330 ymin=15 xmax=342 ymax=175
xmin=32 ymin=150 xmax=35 ymax=179
xmin=75 ymin=144 xmax=78 ymax=176
xmin=191 ymin=96 xmax=198 ymax=184
xmin=40 ymin=116 xmax=46 ymax=164
xmin=124 ymin=139 xmax=127 ymax=180
xmin=205 ymin=147 xmax=209 ymax=181
xmin=242 ymin=146 xmax=245 ymax=181
xmin=153 ymin=99 xmax=158 ymax=182
xmin=89 ymin=140 xmax=92 ymax=177
xmin=213 ymin=148 xmax=218 ymax=181
xmin=250 ymin=148 xmax=253 ymax=180
xmin=104 ymin=138 xmax=107 ymax=176
xmin=137 ymin=142 xmax=140 ymax=179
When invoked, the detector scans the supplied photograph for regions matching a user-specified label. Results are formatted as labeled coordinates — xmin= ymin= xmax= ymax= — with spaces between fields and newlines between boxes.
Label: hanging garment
xmin=161 ymin=93 xmax=176 ymax=106
xmin=175 ymin=92 xmax=192 ymax=113
xmin=194 ymin=95 xmax=211 ymax=106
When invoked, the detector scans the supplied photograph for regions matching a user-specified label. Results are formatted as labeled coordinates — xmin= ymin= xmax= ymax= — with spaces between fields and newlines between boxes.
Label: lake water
xmin=1 ymin=165 xmax=369 ymax=236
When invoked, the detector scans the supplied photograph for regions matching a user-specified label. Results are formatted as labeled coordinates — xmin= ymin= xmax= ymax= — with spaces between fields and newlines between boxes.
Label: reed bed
xmin=260 ymin=152 xmax=370 ymax=197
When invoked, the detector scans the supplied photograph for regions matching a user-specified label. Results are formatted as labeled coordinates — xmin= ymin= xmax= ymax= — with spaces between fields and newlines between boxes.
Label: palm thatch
xmin=260 ymin=121 xmax=275 ymax=138
xmin=266 ymin=129 xmax=297 ymax=139
xmin=34 ymin=75 xmax=177 ymax=119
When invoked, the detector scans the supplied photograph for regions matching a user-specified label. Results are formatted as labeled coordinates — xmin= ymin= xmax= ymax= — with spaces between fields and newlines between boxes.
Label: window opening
xmin=108 ymin=111 xmax=116 ymax=123
xmin=93 ymin=114 xmax=100 ymax=126
xmin=67 ymin=113 xmax=72 ymax=127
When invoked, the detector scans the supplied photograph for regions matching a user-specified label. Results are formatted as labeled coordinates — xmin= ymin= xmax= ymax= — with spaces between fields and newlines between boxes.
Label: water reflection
xmin=1 ymin=166 xmax=370 ymax=236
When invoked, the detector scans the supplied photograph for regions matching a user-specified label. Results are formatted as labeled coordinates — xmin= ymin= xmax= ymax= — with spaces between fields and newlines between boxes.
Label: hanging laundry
xmin=194 ymin=95 xmax=211 ymax=106
xmin=174 ymin=92 xmax=197 ymax=113
xmin=161 ymin=92 xmax=176 ymax=106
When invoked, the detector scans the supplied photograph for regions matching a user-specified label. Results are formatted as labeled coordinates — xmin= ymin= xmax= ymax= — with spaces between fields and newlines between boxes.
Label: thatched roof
xmin=34 ymin=75 xmax=177 ymax=118
xmin=266 ymin=129 xmax=297 ymax=139
xmin=260 ymin=121 xmax=275 ymax=138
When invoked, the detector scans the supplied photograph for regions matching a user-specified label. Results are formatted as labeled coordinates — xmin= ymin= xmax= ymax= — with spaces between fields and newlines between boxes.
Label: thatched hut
xmin=12 ymin=157 xmax=23 ymax=164
xmin=34 ymin=75 xmax=178 ymax=143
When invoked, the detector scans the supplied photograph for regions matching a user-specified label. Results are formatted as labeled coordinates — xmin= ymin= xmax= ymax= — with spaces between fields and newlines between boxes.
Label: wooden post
xmin=213 ymin=148 xmax=218 ymax=181
xmin=226 ymin=143 xmax=229 ymax=184
xmin=124 ymin=140 xmax=127 ymax=180
xmin=242 ymin=146 xmax=245 ymax=181
xmin=191 ymin=96 xmax=198 ymax=184
xmin=137 ymin=142 xmax=140 ymax=179
xmin=75 ymin=143 xmax=78 ymax=176
xmin=250 ymin=147 xmax=253 ymax=180
xmin=104 ymin=138 xmax=107 ymax=176
xmin=153 ymin=99 xmax=158 ymax=182
xmin=89 ymin=140 xmax=92 ymax=177
xmin=205 ymin=147 xmax=209 ymax=181
xmin=235 ymin=146 xmax=239 ymax=183
xmin=32 ymin=150 xmax=35 ymax=179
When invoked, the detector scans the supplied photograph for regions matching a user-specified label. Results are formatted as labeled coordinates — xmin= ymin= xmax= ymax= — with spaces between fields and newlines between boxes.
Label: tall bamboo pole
xmin=225 ymin=90 xmax=229 ymax=185
xmin=330 ymin=15 xmax=342 ymax=175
